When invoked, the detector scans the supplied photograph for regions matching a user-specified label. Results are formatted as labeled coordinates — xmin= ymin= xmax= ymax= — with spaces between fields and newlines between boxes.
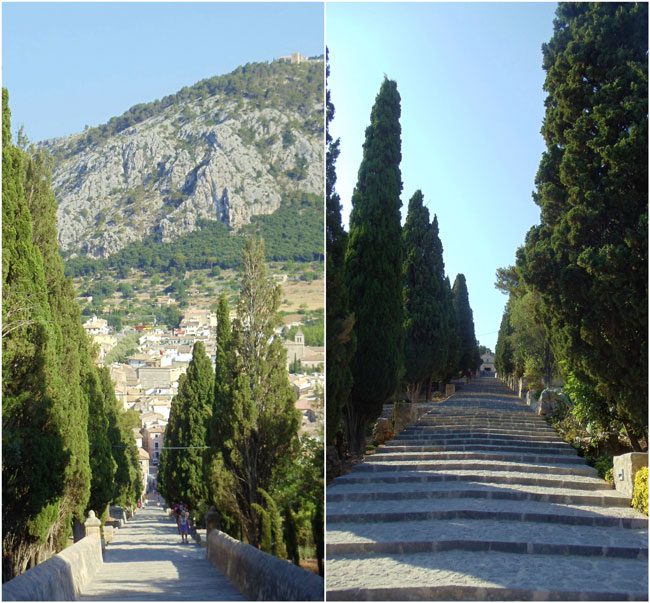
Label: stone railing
xmin=3 ymin=512 xmax=103 ymax=601
xmin=206 ymin=528 xmax=323 ymax=601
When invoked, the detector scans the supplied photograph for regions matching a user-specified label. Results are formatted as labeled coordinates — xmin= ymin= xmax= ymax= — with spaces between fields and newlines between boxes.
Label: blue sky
xmin=327 ymin=2 xmax=558 ymax=352
xmin=2 ymin=2 xmax=324 ymax=142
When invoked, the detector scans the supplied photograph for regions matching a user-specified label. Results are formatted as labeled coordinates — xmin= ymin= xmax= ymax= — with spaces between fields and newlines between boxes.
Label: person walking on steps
xmin=179 ymin=510 xmax=190 ymax=543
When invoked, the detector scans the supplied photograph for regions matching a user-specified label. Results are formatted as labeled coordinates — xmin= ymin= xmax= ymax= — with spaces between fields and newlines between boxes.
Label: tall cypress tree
xmin=344 ymin=78 xmax=403 ymax=455
xmin=442 ymin=275 xmax=461 ymax=381
xmin=210 ymin=239 xmax=300 ymax=545
xmin=402 ymin=190 xmax=438 ymax=399
xmin=99 ymin=366 xmax=141 ymax=508
xmin=325 ymin=51 xmax=354 ymax=449
xmin=452 ymin=274 xmax=479 ymax=374
xmin=2 ymin=89 xmax=96 ymax=578
xmin=495 ymin=301 xmax=516 ymax=378
xmin=520 ymin=2 xmax=647 ymax=440
xmin=160 ymin=342 xmax=213 ymax=513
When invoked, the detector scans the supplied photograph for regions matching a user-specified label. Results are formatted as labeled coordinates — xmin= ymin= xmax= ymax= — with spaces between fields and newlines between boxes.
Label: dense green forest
xmin=2 ymin=89 xmax=141 ymax=581
xmin=46 ymin=58 xmax=324 ymax=162
xmin=63 ymin=191 xmax=323 ymax=278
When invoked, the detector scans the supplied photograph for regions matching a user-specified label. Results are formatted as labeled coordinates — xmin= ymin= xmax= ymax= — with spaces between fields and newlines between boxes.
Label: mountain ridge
xmin=43 ymin=57 xmax=324 ymax=259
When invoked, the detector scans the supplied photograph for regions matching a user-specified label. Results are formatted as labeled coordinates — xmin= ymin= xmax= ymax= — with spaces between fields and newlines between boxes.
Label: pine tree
xmin=210 ymin=238 xmax=300 ymax=546
xmin=160 ymin=342 xmax=213 ymax=513
xmin=521 ymin=2 xmax=647 ymax=440
xmin=325 ymin=51 xmax=355 ymax=449
xmin=344 ymin=78 xmax=404 ymax=455
xmin=452 ymin=274 xmax=479 ymax=373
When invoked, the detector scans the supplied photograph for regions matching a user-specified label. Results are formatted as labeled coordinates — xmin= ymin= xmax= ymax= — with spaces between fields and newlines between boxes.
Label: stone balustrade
xmin=206 ymin=528 xmax=323 ymax=601
xmin=2 ymin=512 xmax=104 ymax=601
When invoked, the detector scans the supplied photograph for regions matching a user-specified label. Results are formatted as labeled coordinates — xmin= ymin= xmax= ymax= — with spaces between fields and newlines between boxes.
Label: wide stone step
xmin=395 ymin=430 xmax=566 ymax=442
xmin=326 ymin=497 xmax=648 ymax=528
xmin=352 ymin=458 xmax=596 ymax=476
xmin=414 ymin=421 xmax=553 ymax=431
xmin=381 ymin=440 xmax=574 ymax=454
xmin=327 ymin=480 xmax=630 ymax=507
xmin=333 ymin=468 xmax=607 ymax=490
xmin=326 ymin=480 xmax=630 ymax=507
xmin=326 ymin=550 xmax=648 ymax=600
xmin=359 ymin=444 xmax=584 ymax=462
xmin=327 ymin=518 xmax=648 ymax=559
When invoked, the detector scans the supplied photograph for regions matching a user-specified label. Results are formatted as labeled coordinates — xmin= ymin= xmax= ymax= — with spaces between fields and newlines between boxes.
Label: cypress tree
xmin=452 ymin=274 xmax=479 ymax=374
xmin=495 ymin=301 xmax=516 ymax=378
xmin=2 ymin=89 xmax=97 ymax=577
xmin=429 ymin=216 xmax=452 ymax=386
xmin=325 ymin=50 xmax=355 ymax=450
xmin=521 ymin=2 xmax=647 ymax=440
xmin=210 ymin=238 xmax=300 ymax=546
xmin=160 ymin=342 xmax=213 ymax=513
xmin=99 ymin=367 xmax=141 ymax=507
xmin=344 ymin=78 xmax=404 ymax=455
xmin=402 ymin=191 xmax=438 ymax=399
xmin=85 ymin=361 xmax=117 ymax=517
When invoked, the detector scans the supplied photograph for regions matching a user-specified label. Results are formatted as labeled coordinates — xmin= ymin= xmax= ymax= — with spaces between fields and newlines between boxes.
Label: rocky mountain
xmin=42 ymin=57 xmax=324 ymax=259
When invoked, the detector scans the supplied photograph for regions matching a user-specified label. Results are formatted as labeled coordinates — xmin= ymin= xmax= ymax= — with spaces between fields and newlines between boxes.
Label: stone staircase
xmin=326 ymin=378 xmax=648 ymax=601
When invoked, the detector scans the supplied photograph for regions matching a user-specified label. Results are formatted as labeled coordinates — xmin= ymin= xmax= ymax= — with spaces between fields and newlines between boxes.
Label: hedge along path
xmin=326 ymin=377 xmax=648 ymax=601
xmin=80 ymin=504 xmax=245 ymax=601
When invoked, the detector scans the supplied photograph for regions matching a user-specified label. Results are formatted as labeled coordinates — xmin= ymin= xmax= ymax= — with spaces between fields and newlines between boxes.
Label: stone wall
xmin=2 ymin=536 xmax=103 ymax=601
xmin=206 ymin=529 xmax=323 ymax=601
xmin=613 ymin=452 xmax=649 ymax=498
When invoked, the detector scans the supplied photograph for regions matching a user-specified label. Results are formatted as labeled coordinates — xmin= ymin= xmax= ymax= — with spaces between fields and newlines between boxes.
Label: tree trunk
xmin=346 ymin=403 xmax=366 ymax=458
xmin=623 ymin=421 xmax=643 ymax=452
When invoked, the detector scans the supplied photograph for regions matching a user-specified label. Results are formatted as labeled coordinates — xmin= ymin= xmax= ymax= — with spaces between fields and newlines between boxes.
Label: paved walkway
xmin=81 ymin=503 xmax=245 ymax=601
xmin=326 ymin=377 xmax=648 ymax=600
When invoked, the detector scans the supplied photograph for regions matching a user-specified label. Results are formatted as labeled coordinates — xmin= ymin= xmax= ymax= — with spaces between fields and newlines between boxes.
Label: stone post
xmin=84 ymin=510 xmax=102 ymax=539
xmin=613 ymin=453 xmax=648 ymax=498
xmin=206 ymin=506 xmax=221 ymax=534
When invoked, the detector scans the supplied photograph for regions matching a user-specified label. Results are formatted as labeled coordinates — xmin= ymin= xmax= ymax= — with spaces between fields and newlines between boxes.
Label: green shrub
xmin=603 ymin=468 xmax=614 ymax=485
xmin=593 ymin=456 xmax=614 ymax=481
xmin=631 ymin=466 xmax=648 ymax=515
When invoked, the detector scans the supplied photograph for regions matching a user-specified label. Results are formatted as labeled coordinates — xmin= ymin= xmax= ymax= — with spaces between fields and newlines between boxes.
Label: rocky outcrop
xmin=43 ymin=60 xmax=323 ymax=258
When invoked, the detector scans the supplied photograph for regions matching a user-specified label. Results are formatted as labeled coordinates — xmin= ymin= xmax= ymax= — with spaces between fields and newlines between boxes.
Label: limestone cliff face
xmin=43 ymin=59 xmax=323 ymax=258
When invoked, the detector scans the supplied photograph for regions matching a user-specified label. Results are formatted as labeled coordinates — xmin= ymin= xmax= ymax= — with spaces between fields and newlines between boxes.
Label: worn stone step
xmin=360 ymin=450 xmax=587 ymax=468
xmin=353 ymin=458 xmax=596 ymax=476
xmin=395 ymin=430 xmax=565 ymax=442
xmin=326 ymin=497 xmax=648 ymax=528
xmin=333 ymin=468 xmax=607 ymax=490
xmin=381 ymin=440 xmax=574 ymax=454
xmin=399 ymin=424 xmax=559 ymax=439
xmin=327 ymin=518 xmax=648 ymax=559
xmin=326 ymin=550 xmax=648 ymax=600
xmin=414 ymin=421 xmax=553 ymax=431
xmin=326 ymin=480 xmax=630 ymax=507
